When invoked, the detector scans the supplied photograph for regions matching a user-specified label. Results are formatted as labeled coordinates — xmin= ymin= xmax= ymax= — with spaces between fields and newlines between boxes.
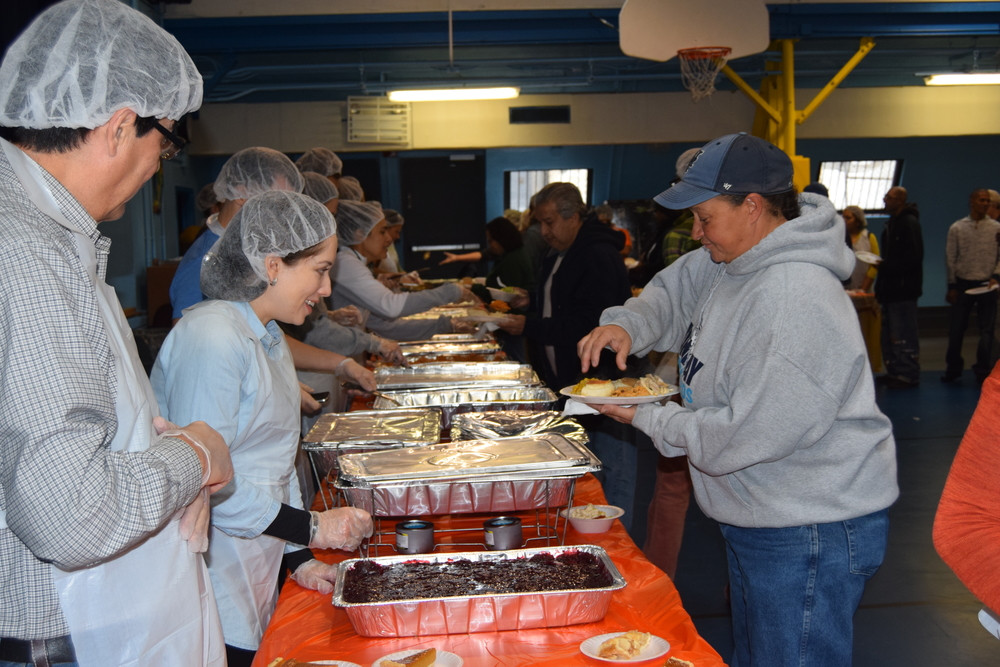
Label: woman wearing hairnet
xmin=151 ymin=191 xmax=373 ymax=667
xmin=330 ymin=200 xmax=479 ymax=340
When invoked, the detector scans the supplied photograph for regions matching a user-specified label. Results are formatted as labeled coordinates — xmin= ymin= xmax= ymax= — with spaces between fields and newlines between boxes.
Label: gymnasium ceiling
xmin=159 ymin=1 xmax=1000 ymax=104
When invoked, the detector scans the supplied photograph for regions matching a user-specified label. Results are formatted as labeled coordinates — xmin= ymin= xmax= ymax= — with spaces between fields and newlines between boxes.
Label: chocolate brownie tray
xmin=332 ymin=545 xmax=626 ymax=637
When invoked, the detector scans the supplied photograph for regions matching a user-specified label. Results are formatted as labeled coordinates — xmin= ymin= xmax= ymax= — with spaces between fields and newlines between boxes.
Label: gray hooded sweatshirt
xmin=601 ymin=193 xmax=898 ymax=528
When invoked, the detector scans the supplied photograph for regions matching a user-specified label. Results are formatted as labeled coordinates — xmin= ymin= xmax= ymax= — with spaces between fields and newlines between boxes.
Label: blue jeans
xmin=880 ymin=300 xmax=920 ymax=382
xmin=720 ymin=509 xmax=889 ymax=667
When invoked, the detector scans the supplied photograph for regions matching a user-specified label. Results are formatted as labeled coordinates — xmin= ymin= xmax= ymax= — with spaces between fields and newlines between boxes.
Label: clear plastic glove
xmin=328 ymin=304 xmax=363 ymax=327
xmin=451 ymin=318 xmax=478 ymax=334
xmin=290 ymin=558 xmax=338 ymax=595
xmin=376 ymin=338 xmax=405 ymax=365
xmin=459 ymin=287 xmax=482 ymax=305
xmin=178 ymin=488 xmax=210 ymax=553
xmin=309 ymin=507 xmax=373 ymax=551
xmin=336 ymin=358 xmax=376 ymax=392
xmin=298 ymin=382 xmax=321 ymax=416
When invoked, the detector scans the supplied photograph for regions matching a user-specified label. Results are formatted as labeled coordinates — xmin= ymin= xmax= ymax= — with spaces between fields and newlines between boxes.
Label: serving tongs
xmin=341 ymin=381 xmax=403 ymax=406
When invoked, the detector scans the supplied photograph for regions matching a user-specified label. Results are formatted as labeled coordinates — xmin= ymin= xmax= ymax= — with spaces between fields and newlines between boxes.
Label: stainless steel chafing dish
xmin=451 ymin=410 xmax=588 ymax=446
xmin=430 ymin=332 xmax=493 ymax=342
xmin=374 ymin=362 xmax=538 ymax=390
xmin=372 ymin=386 xmax=557 ymax=427
xmin=332 ymin=545 xmax=626 ymax=637
xmin=301 ymin=409 xmax=442 ymax=481
xmin=335 ymin=433 xmax=600 ymax=516
xmin=398 ymin=341 xmax=501 ymax=357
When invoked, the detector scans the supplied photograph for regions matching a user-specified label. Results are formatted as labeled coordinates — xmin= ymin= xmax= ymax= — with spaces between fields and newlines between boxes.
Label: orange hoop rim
xmin=677 ymin=47 xmax=732 ymax=60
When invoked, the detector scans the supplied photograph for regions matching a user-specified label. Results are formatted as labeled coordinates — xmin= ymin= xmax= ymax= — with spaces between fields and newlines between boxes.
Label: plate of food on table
xmin=561 ymin=375 xmax=678 ymax=405
xmin=580 ymin=629 xmax=671 ymax=662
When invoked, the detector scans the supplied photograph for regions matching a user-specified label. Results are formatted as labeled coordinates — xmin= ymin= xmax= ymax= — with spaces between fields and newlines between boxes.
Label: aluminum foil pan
xmin=398 ymin=341 xmax=501 ymax=357
xmin=338 ymin=434 xmax=597 ymax=485
xmin=332 ymin=545 xmax=626 ymax=637
xmin=372 ymin=386 xmax=557 ymax=428
xmin=451 ymin=411 xmax=588 ymax=446
xmin=335 ymin=474 xmax=578 ymax=516
xmin=430 ymin=333 xmax=493 ymax=342
xmin=375 ymin=362 xmax=538 ymax=390
xmin=301 ymin=409 xmax=442 ymax=480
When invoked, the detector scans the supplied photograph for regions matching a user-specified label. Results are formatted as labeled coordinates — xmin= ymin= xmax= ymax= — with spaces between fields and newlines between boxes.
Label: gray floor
xmin=660 ymin=335 xmax=1000 ymax=665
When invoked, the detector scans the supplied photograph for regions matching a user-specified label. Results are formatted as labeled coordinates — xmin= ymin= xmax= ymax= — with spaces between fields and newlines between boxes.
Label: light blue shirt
xmin=151 ymin=300 xmax=302 ymax=536
xmin=169 ymin=227 xmax=220 ymax=319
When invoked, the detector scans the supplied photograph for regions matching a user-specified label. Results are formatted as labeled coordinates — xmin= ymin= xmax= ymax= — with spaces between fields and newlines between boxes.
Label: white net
xmin=678 ymin=47 xmax=732 ymax=102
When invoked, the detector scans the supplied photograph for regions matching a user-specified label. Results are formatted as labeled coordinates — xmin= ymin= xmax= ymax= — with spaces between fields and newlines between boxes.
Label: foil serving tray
xmin=398 ymin=341 xmax=501 ymax=357
xmin=451 ymin=410 xmax=588 ymax=446
xmin=374 ymin=362 xmax=538 ymax=390
xmin=331 ymin=545 xmax=626 ymax=637
xmin=302 ymin=409 xmax=442 ymax=449
xmin=337 ymin=433 xmax=598 ymax=486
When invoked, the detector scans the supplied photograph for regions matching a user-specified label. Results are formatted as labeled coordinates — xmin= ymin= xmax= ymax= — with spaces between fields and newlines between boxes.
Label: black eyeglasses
xmin=151 ymin=121 xmax=188 ymax=161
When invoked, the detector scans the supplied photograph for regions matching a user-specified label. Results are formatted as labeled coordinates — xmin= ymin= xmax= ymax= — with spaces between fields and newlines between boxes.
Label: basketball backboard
xmin=619 ymin=0 xmax=770 ymax=63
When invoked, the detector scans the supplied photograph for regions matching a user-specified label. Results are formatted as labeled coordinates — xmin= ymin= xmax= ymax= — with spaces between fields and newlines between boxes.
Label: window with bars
xmin=505 ymin=168 xmax=592 ymax=211
xmin=816 ymin=160 xmax=902 ymax=212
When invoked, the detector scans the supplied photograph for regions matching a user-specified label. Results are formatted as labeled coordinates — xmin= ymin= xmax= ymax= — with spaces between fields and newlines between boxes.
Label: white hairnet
xmin=675 ymin=148 xmax=701 ymax=179
xmin=295 ymin=147 xmax=342 ymax=176
xmin=301 ymin=171 xmax=338 ymax=203
xmin=213 ymin=147 xmax=303 ymax=202
xmin=336 ymin=200 xmax=384 ymax=246
xmin=201 ymin=191 xmax=336 ymax=302
xmin=337 ymin=175 xmax=364 ymax=201
xmin=384 ymin=209 xmax=404 ymax=227
xmin=0 ymin=0 xmax=202 ymax=130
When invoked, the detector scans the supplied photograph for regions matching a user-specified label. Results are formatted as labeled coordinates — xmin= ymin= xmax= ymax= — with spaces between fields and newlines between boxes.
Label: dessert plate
xmin=372 ymin=650 xmax=462 ymax=667
xmin=580 ymin=632 xmax=670 ymax=662
xmin=560 ymin=386 xmax=677 ymax=406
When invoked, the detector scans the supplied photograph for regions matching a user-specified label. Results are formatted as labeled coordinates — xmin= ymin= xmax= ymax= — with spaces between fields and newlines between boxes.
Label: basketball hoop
xmin=678 ymin=47 xmax=732 ymax=102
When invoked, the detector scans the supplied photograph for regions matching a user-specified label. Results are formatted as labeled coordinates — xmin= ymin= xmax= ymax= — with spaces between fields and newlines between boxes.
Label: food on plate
xmin=598 ymin=630 xmax=652 ymax=660
xmin=342 ymin=551 xmax=613 ymax=603
xmin=665 ymin=658 xmax=695 ymax=667
xmin=569 ymin=503 xmax=609 ymax=519
xmin=489 ymin=299 xmax=511 ymax=313
xmin=380 ymin=648 xmax=437 ymax=667
xmin=571 ymin=375 xmax=672 ymax=398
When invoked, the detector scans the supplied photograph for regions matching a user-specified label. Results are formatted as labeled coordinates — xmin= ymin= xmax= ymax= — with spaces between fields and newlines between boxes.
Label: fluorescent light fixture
xmin=387 ymin=87 xmax=519 ymax=102
xmin=924 ymin=73 xmax=1000 ymax=86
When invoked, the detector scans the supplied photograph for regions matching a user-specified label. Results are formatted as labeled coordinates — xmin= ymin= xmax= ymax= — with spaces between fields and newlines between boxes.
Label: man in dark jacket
xmin=875 ymin=186 xmax=923 ymax=387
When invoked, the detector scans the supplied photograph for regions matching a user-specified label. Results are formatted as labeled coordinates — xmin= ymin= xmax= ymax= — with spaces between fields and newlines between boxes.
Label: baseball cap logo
xmin=723 ymin=183 xmax=732 ymax=190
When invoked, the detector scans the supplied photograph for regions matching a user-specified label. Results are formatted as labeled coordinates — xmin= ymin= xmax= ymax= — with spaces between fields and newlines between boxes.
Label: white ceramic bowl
xmin=560 ymin=505 xmax=624 ymax=534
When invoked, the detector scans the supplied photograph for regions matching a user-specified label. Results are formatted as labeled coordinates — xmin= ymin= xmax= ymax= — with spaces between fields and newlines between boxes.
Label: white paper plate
xmin=560 ymin=385 xmax=677 ymax=406
xmin=854 ymin=250 xmax=882 ymax=265
xmin=965 ymin=284 xmax=999 ymax=295
xmin=580 ymin=632 xmax=670 ymax=662
xmin=372 ymin=649 xmax=462 ymax=667
xmin=486 ymin=287 xmax=517 ymax=303
xmin=311 ymin=662 xmax=362 ymax=667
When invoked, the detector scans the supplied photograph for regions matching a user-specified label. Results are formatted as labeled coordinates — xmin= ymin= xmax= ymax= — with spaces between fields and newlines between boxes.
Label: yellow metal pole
xmin=797 ymin=37 xmax=876 ymax=124
xmin=720 ymin=64 xmax=782 ymax=124
xmin=780 ymin=39 xmax=796 ymax=156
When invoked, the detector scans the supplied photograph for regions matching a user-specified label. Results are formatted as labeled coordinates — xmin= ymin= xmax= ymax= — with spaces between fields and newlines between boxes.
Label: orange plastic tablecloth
xmin=252 ymin=474 xmax=726 ymax=666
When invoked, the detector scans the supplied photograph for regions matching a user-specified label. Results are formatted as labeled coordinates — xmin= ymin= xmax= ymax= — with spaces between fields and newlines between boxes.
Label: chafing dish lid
xmin=302 ymin=409 xmax=442 ymax=449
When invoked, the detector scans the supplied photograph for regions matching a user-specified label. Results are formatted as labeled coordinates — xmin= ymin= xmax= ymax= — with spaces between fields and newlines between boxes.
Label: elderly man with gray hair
xmin=0 ymin=0 xmax=235 ymax=664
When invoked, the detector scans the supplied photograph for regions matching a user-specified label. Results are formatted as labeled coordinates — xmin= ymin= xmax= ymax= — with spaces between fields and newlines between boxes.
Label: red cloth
xmin=253 ymin=474 xmax=726 ymax=666
xmin=933 ymin=368 xmax=1000 ymax=612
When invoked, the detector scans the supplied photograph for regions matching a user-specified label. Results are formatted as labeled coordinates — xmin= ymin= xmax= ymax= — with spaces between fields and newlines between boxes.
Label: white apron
xmin=1 ymin=139 xmax=225 ymax=667
xmin=204 ymin=326 xmax=300 ymax=650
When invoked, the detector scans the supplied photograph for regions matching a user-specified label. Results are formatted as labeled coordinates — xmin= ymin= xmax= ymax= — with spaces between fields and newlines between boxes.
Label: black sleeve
xmin=282 ymin=547 xmax=315 ymax=575
xmin=262 ymin=503 xmax=312 ymax=546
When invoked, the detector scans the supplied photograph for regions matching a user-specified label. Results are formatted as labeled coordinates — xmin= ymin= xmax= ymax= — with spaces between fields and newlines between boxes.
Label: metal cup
xmin=484 ymin=516 xmax=522 ymax=550
xmin=395 ymin=519 xmax=434 ymax=554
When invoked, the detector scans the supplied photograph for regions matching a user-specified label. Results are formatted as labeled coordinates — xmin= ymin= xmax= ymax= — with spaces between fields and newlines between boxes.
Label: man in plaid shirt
xmin=0 ymin=1 xmax=233 ymax=665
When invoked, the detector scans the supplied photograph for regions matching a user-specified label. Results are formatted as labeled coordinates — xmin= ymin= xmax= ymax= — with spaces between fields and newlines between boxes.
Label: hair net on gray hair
xmin=196 ymin=183 xmax=218 ymax=213
xmin=0 ymin=0 xmax=202 ymax=129
xmin=213 ymin=147 xmax=303 ymax=203
xmin=201 ymin=191 xmax=336 ymax=302
xmin=301 ymin=171 xmax=338 ymax=203
xmin=336 ymin=200 xmax=384 ymax=246
xmin=384 ymin=209 xmax=404 ymax=227
xmin=295 ymin=147 xmax=342 ymax=177
xmin=675 ymin=148 xmax=701 ymax=179
xmin=337 ymin=175 xmax=364 ymax=201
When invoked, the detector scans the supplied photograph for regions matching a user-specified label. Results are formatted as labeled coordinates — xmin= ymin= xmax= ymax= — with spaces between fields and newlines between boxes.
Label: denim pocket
xmin=844 ymin=509 xmax=889 ymax=577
